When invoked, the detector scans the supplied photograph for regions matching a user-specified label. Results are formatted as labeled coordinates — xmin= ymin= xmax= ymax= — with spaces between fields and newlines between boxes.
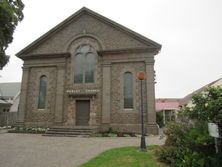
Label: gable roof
xmin=0 ymin=82 xmax=21 ymax=98
xmin=180 ymin=78 xmax=222 ymax=105
xmin=16 ymin=7 xmax=161 ymax=57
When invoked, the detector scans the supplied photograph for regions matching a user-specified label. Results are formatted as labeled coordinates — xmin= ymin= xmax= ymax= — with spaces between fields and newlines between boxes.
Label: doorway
xmin=76 ymin=100 xmax=90 ymax=126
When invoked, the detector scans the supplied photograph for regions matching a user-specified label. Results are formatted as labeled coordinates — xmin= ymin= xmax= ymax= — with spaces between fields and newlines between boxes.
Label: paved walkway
xmin=0 ymin=132 xmax=165 ymax=167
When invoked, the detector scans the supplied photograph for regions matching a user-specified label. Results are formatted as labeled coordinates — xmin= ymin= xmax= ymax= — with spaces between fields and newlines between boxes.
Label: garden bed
xmin=8 ymin=126 xmax=48 ymax=134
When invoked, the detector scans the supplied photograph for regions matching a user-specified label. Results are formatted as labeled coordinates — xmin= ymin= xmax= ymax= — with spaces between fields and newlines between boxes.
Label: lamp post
xmin=137 ymin=71 xmax=147 ymax=151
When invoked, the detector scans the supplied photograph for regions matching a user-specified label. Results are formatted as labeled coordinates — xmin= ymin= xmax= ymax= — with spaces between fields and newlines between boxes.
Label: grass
xmin=80 ymin=146 xmax=166 ymax=167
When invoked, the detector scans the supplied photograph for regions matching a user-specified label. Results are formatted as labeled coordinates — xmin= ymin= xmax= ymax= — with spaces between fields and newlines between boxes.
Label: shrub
xmin=206 ymin=153 xmax=222 ymax=167
xmin=157 ymin=146 xmax=207 ymax=167
xmin=156 ymin=87 xmax=222 ymax=167
xmin=157 ymin=121 xmax=217 ymax=167
xmin=156 ymin=146 xmax=178 ymax=164
xmin=164 ymin=122 xmax=191 ymax=147
xmin=156 ymin=112 xmax=164 ymax=128
xmin=184 ymin=86 xmax=222 ymax=124
xmin=107 ymin=127 xmax=114 ymax=133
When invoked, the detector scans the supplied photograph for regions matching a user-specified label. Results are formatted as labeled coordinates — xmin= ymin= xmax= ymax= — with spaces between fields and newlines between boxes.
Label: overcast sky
xmin=0 ymin=0 xmax=221 ymax=98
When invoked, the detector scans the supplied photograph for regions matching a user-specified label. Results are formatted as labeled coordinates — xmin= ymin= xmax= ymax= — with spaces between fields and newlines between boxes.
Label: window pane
xmin=85 ymin=53 xmax=96 ymax=83
xmin=38 ymin=76 xmax=47 ymax=109
xmin=74 ymin=44 xmax=97 ymax=84
xmin=124 ymin=72 xmax=133 ymax=108
xmin=74 ymin=53 xmax=84 ymax=83
xmin=80 ymin=45 xmax=90 ymax=53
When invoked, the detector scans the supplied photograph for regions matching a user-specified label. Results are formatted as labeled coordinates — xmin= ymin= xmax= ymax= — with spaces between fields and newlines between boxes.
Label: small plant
xmin=107 ymin=127 xmax=114 ymax=133
xmin=8 ymin=126 xmax=47 ymax=134
xmin=94 ymin=133 xmax=102 ymax=137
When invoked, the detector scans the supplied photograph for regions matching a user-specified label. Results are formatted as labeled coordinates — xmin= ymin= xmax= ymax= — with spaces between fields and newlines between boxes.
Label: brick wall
xmin=25 ymin=67 xmax=57 ymax=123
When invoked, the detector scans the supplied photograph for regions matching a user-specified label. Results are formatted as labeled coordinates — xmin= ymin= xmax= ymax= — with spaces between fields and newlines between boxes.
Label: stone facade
xmin=16 ymin=7 xmax=161 ymax=134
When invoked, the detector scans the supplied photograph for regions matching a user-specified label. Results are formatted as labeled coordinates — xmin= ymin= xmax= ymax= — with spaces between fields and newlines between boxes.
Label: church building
xmin=16 ymin=7 xmax=161 ymax=134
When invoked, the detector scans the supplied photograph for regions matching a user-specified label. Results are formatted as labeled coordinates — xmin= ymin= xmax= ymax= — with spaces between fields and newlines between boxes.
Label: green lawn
xmin=80 ymin=146 xmax=166 ymax=167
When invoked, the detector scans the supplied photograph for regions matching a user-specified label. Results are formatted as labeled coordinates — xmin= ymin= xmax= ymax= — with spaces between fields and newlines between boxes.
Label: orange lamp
xmin=137 ymin=71 xmax=145 ymax=80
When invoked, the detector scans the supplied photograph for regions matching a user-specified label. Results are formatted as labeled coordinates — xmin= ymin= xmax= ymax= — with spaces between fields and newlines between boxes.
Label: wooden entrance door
xmin=76 ymin=100 xmax=90 ymax=126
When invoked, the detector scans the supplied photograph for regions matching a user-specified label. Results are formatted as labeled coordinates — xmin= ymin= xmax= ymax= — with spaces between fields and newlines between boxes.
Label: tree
xmin=157 ymin=86 xmax=222 ymax=167
xmin=184 ymin=86 xmax=222 ymax=125
xmin=0 ymin=0 xmax=24 ymax=69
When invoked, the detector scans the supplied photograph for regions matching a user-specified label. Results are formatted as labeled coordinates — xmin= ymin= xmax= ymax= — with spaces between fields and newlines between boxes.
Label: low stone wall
xmin=99 ymin=123 xmax=159 ymax=135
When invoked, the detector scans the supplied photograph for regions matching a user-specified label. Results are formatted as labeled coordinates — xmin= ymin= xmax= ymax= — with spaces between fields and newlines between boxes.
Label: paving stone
xmin=0 ymin=133 xmax=165 ymax=167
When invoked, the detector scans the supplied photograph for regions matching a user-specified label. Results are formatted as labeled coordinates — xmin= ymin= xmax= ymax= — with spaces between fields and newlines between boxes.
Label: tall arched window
xmin=74 ymin=44 xmax=97 ymax=83
xmin=74 ymin=53 xmax=84 ymax=83
xmin=124 ymin=72 xmax=133 ymax=108
xmin=38 ymin=75 xmax=47 ymax=109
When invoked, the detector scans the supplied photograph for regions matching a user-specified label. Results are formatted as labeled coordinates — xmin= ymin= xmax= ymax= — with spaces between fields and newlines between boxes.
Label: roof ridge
xmin=181 ymin=78 xmax=222 ymax=105
xmin=183 ymin=78 xmax=222 ymax=98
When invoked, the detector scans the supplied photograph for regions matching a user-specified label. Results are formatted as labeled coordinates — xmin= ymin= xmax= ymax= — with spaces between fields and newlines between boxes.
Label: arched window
xmin=74 ymin=44 xmax=97 ymax=83
xmin=38 ymin=75 xmax=47 ymax=109
xmin=74 ymin=53 xmax=84 ymax=83
xmin=124 ymin=72 xmax=133 ymax=108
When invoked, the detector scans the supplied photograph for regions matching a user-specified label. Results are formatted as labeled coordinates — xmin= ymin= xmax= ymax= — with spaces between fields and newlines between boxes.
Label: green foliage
xmin=164 ymin=122 xmax=191 ymax=147
xmin=0 ymin=0 xmax=24 ymax=69
xmin=157 ymin=86 xmax=222 ymax=167
xmin=157 ymin=146 xmax=178 ymax=164
xmin=8 ymin=126 xmax=48 ymax=134
xmin=157 ymin=145 xmax=206 ymax=167
xmin=156 ymin=112 xmax=164 ymax=128
xmin=157 ymin=122 xmax=216 ymax=167
xmin=206 ymin=153 xmax=222 ymax=167
xmin=186 ymin=123 xmax=213 ymax=147
xmin=107 ymin=127 xmax=114 ymax=133
xmin=184 ymin=86 xmax=222 ymax=124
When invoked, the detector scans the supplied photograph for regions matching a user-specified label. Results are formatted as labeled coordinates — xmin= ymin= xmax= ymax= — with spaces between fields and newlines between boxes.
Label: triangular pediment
xmin=16 ymin=7 xmax=161 ymax=58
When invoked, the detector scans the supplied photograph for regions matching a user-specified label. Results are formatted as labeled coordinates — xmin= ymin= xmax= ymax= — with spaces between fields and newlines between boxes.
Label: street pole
xmin=137 ymin=71 xmax=147 ymax=151
xmin=140 ymin=79 xmax=147 ymax=151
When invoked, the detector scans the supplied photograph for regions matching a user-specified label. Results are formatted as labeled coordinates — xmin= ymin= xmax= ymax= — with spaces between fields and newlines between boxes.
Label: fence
xmin=0 ymin=112 xmax=17 ymax=127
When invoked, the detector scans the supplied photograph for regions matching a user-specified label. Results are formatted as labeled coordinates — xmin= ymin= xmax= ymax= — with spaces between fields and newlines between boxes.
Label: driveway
xmin=0 ymin=132 xmax=165 ymax=167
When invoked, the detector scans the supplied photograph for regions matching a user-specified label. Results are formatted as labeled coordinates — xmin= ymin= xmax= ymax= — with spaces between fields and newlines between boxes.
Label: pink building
xmin=155 ymin=98 xmax=181 ymax=125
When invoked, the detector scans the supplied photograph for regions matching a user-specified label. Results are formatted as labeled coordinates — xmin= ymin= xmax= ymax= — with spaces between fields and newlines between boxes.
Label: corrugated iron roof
xmin=155 ymin=98 xmax=181 ymax=111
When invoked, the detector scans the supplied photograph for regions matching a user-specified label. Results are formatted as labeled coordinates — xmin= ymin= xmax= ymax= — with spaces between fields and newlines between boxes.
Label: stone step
xmin=43 ymin=126 xmax=98 ymax=137
xmin=47 ymin=129 xmax=94 ymax=132
xmin=51 ymin=126 xmax=97 ymax=130
xmin=42 ymin=134 xmax=90 ymax=137
xmin=45 ymin=131 xmax=92 ymax=135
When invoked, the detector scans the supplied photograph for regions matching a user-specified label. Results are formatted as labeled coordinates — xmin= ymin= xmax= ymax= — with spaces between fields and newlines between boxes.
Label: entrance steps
xmin=43 ymin=126 xmax=98 ymax=137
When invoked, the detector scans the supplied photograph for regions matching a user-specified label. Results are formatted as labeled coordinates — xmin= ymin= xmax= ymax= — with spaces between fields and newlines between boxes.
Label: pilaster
xmin=102 ymin=62 xmax=111 ymax=123
xmin=54 ymin=65 xmax=65 ymax=123
xmin=145 ymin=58 xmax=158 ymax=134
xmin=17 ymin=67 xmax=29 ymax=123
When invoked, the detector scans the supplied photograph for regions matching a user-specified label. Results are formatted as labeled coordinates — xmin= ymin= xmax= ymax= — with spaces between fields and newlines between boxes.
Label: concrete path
xmin=0 ymin=132 xmax=165 ymax=167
